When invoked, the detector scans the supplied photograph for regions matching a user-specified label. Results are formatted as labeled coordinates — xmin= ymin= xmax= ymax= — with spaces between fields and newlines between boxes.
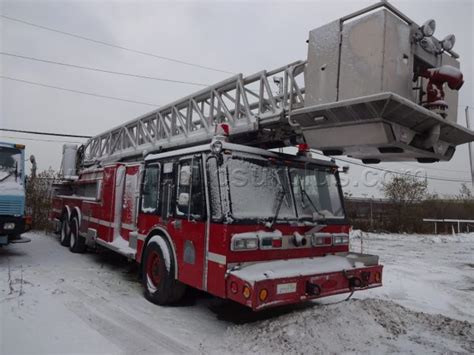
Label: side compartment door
xmin=112 ymin=165 xmax=126 ymax=242
xmin=120 ymin=165 xmax=140 ymax=240
xmin=169 ymin=155 xmax=207 ymax=289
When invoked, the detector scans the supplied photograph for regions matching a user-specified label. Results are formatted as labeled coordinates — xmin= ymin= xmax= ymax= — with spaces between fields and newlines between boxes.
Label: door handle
xmin=171 ymin=220 xmax=182 ymax=230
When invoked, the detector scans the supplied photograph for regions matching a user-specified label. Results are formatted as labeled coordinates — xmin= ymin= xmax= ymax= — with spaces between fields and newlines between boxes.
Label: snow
xmin=349 ymin=230 xmax=474 ymax=323
xmin=1 ymin=231 xmax=473 ymax=354
xmin=437 ymin=65 xmax=462 ymax=78
xmin=213 ymin=298 xmax=473 ymax=354
xmin=0 ymin=181 xmax=24 ymax=196
xmin=230 ymin=255 xmax=363 ymax=284
xmin=108 ymin=235 xmax=136 ymax=258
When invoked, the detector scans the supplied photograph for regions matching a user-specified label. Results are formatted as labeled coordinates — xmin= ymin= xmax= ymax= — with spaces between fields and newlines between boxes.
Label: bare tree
xmin=457 ymin=183 xmax=473 ymax=201
xmin=26 ymin=168 xmax=60 ymax=230
xmin=381 ymin=175 xmax=428 ymax=232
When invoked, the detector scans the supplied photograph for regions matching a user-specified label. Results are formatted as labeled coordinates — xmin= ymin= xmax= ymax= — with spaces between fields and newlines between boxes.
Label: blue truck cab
xmin=0 ymin=142 xmax=30 ymax=246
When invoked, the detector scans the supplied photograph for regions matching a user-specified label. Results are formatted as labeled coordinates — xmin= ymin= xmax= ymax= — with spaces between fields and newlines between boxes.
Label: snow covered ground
xmin=1 ymin=231 xmax=473 ymax=354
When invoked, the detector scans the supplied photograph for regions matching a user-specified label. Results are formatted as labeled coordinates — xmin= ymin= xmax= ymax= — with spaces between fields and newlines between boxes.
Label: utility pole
xmin=370 ymin=195 xmax=374 ymax=230
xmin=466 ymin=107 xmax=474 ymax=190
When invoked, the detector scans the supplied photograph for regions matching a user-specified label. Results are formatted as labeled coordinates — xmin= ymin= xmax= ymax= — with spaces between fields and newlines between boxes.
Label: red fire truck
xmin=50 ymin=2 xmax=471 ymax=310
xmin=51 ymin=134 xmax=383 ymax=310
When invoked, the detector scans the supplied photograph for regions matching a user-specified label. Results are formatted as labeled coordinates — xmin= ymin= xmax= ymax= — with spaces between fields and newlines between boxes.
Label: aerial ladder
xmin=79 ymin=1 xmax=474 ymax=170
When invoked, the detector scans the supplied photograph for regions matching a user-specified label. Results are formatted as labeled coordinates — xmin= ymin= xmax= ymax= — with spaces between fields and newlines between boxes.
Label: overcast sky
xmin=1 ymin=0 xmax=473 ymax=198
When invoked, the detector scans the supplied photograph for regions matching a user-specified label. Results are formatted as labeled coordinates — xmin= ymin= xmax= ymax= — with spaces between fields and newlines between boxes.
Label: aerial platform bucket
xmin=298 ymin=2 xmax=474 ymax=163
xmin=290 ymin=92 xmax=474 ymax=163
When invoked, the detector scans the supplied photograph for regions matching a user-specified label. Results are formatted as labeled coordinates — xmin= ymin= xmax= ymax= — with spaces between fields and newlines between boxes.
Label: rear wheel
xmin=69 ymin=216 xmax=86 ymax=253
xmin=60 ymin=216 xmax=70 ymax=247
xmin=142 ymin=235 xmax=185 ymax=305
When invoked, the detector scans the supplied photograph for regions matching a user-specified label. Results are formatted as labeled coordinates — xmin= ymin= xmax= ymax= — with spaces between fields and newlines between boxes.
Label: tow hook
xmin=349 ymin=277 xmax=362 ymax=288
xmin=343 ymin=270 xmax=362 ymax=289
xmin=306 ymin=282 xmax=321 ymax=296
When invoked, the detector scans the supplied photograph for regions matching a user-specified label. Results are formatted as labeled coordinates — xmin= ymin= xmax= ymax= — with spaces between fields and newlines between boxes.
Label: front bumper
xmin=0 ymin=216 xmax=26 ymax=236
xmin=226 ymin=253 xmax=383 ymax=310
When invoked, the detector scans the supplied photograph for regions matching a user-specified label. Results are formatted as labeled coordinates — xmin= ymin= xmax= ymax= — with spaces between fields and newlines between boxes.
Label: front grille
xmin=0 ymin=197 xmax=24 ymax=216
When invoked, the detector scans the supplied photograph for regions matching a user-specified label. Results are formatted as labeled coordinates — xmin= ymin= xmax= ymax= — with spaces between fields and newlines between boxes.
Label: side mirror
xmin=29 ymin=155 xmax=37 ymax=178
xmin=179 ymin=166 xmax=191 ymax=186
xmin=178 ymin=192 xmax=190 ymax=207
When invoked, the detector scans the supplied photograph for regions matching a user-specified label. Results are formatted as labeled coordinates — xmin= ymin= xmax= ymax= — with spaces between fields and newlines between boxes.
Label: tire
xmin=142 ymin=235 xmax=186 ymax=305
xmin=69 ymin=216 xmax=86 ymax=253
xmin=60 ymin=216 xmax=71 ymax=247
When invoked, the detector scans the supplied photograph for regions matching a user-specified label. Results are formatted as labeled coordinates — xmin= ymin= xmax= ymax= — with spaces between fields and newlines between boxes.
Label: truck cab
xmin=0 ymin=142 xmax=30 ymax=246
xmin=137 ymin=140 xmax=382 ymax=310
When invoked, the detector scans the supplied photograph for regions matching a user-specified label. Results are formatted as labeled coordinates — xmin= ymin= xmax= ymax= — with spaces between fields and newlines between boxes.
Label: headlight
xmin=311 ymin=233 xmax=331 ymax=246
xmin=4 ymin=222 xmax=15 ymax=230
xmin=231 ymin=235 xmax=258 ymax=251
xmin=332 ymin=233 xmax=349 ymax=245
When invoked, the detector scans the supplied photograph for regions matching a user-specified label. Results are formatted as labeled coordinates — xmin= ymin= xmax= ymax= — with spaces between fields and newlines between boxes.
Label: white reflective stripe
xmin=82 ymin=215 xmax=135 ymax=230
xmin=137 ymin=233 xmax=147 ymax=241
xmin=52 ymin=208 xmax=62 ymax=214
xmin=82 ymin=215 xmax=113 ymax=227
xmin=207 ymin=252 xmax=226 ymax=265
xmin=121 ymin=223 xmax=136 ymax=231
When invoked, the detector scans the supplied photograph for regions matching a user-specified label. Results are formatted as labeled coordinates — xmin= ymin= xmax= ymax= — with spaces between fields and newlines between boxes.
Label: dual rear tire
xmin=69 ymin=216 xmax=86 ymax=253
xmin=59 ymin=214 xmax=86 ymax=253
xmin=59 ymin=217 xmax=70 ymax=246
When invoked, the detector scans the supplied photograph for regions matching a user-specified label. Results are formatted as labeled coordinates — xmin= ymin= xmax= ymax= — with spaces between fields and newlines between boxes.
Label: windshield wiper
xmin=269 ymin=188 xmax=286 ymax=228
xmin=297 ymin=177 xmax=325 ymax=220
xmin=269 ymin=171 xmax=290 ymax=228
xmin=0 ymin=171 xmax=13 ymax=182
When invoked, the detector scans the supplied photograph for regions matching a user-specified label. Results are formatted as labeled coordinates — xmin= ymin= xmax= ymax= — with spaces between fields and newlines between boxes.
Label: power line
xmin=397 ymin=161 xmax=470 ymax=174
xmin=312 ymin=150 xmax=471 ymax=183
xmin=0 ymin=128 xmax=91 ymax=139
xmin=1 ymin=51 xmax=209 ymax=87
xmin=0 ymin=135 xmax=82 ymax=144
xmin=0 ymin=13 xmax=234 ymax=75
xmin=0 ymin=75 xmax=160 ymax=107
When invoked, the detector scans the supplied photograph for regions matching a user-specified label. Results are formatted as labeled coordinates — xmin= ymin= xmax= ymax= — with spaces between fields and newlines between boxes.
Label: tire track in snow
xmin=64 ymin=285 xmax=193 ymax=354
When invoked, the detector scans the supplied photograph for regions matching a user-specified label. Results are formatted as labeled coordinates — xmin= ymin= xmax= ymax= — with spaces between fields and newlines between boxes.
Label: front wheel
xmin=60 ymin=217 xmax=70 ymax=246
xmin=142 ymin=235 xmax=186 ymax=305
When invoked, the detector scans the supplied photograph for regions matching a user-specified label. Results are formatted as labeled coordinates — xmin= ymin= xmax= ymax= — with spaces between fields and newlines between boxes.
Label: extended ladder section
xmin=83 ymin=61 xmax=306 ymax=165
xmin=83 ymin=2 xmax=474 ymax=167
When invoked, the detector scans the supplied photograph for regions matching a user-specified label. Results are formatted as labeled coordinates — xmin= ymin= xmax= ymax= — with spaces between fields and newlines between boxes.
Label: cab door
xmin=168 ymin=155 xmax=207 ymax=290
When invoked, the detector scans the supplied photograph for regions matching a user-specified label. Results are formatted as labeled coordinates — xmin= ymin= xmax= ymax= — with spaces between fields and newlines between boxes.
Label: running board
xmin=96 ymin=238 xmax=136 ymax=259
xmin=290 ymin=92 xmax=474 ymax=163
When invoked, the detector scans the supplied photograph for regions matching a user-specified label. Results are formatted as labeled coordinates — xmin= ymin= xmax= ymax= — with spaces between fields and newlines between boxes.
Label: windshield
xmin=209 ymin=153 xmax=345 ymax=222
xmin=227 ymin=156 xmax=296 ymax=220
xmin=290 ymin=167 xmax=344 ymax=220
xmin=0 ymin=147 xmax=22 ymax=181
xmin=0 ymin=147 xmax=21 ymax=170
